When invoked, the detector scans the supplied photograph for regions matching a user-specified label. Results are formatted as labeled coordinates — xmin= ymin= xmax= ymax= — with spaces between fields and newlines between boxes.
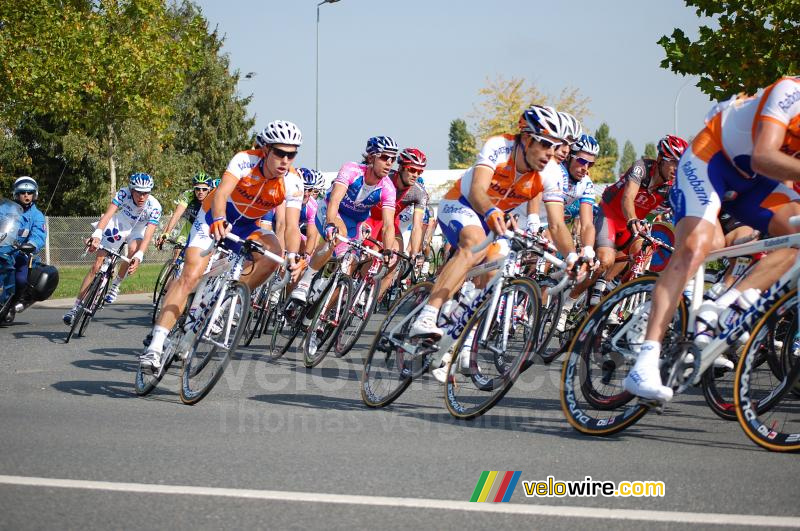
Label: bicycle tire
xmin=78 ymin=274 xmax=109 ymax=337
xmin=360 ymin=282 xmax=433 ymax=408
xmin=559 ymin=275 xmax=687 ymax=436
xmin=303 ymin=275 xmax=352 ymax=368
xmin=444 ymin=278 xmax=541 ymax=420
xmin=242 ymin=283 xmax=269 ymax=347
xmin=152 ymin=258 xmax=173 ymax=305
xmin=334 ymin=276 xmax=378 ymax=358
xmin=180 ymin=281 xmax=250 ymax=405
xmin=65 ymin=273 xmax=102 ymax=343
xmin=135 ymin=325 xmax=182 ymax=397
xmin=535 ymin=284 xmax=564 ymax=364
xmin=152 ymin=262 xmax=177 ymax=325
xmin=735 ymin=288 xmax=800 ymax=452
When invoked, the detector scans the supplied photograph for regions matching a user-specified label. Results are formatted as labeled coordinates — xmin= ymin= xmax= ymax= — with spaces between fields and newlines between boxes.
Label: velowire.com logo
xmin=470 ymin=471 xmax=521 ymax=503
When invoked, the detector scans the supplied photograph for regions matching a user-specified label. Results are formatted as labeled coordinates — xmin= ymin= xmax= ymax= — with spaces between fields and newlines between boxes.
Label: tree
xmin=0 ymin=0 xmax=205 ymax=195
xmin=470 ymin=75 xmax=592 ymax=141
xmin=592 ymin=123 xmax=619 ymax=181
xmin=658 ymin=0 xmax=800 ymax=100
xmin=644 ymin=142 xmax=657 ymax=159
xmin=448 ymin=118 xmax=476 ymax=169
xmin=619 ymin=141 xmax=637 ymax=175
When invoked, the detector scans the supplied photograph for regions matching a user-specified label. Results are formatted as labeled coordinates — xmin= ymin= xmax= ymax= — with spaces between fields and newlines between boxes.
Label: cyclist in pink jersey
xmin=290 ymin=136 xmax=398 ymax=303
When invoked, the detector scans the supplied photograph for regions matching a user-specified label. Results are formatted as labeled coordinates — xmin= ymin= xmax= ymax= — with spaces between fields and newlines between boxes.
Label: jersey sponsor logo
xmin=489 ymin=180 xmax=529 ymax=200
xmin=778 ymin=88 xmax=800 ymax=113
xmin=237 ymin=160 xmax=257 ymax=171
xmin=681 ymin=160 xmax=711 ymax=206
xmin=487 ymin=145 xmax=513 ymax=164
xmin=630 ymin=165 xmax=644 ymax=180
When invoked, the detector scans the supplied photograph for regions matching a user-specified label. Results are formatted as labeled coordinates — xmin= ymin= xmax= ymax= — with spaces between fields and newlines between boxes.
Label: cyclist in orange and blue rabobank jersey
xmin=140 ymin=120 xmax=305 ymax=371
xmin=628 ymin=76 xmax=800 ymax=402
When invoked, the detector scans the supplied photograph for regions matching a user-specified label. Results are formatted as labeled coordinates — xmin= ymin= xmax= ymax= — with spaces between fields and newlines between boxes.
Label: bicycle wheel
xmin=152 ymin=262 xmax=177 ymax=325
xmin=180 ymin=281 xmax=250 ymax=405
xmin=242 ymin=283 xmax=269 ymax=347
xmin=444 ymin=278 xmax=541 ymax=420
xmin=360 ymin=282 xmax=433 ymax=408
xmin=152 ymin=258 xmax=173 ymax=305
xmin=78 ymin=274 xmax=109 ymax=337
xmin=303 ymin=275 xmax=352 ymax=368
xmin=135 ymin=327 xmax=183 ymax=396
xmin=735 ymin=288 xmax=800 ymax=452
xmin=65 ymin=273 xmax=102 ymax=343
xmin=335 ymin=276 xmax=378 ymax=358
xmin=560 ymin=275 xmax=687 ymax=436
xmin=535 ymin=283 xmax=563 ymax=363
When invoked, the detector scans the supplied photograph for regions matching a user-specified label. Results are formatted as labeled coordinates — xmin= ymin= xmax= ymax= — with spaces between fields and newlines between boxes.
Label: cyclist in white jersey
xmin=63 ymin=172 xmax=161 ymax=325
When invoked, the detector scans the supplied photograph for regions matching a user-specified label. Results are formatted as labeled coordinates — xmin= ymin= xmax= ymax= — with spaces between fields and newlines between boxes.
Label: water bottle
xmin=450 ymin=281 xmax=479 ymax=325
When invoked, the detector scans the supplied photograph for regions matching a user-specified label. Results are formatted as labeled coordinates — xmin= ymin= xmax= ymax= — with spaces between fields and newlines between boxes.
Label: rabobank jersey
xmin=112 ymin=186 xmax=162 ymax=229
xmin=208 ymin=149 xmax=303 ymax=220
xmin=329 ymin=162 xmax=396 ymax=222
xmin=443 ymin=134 xmax=556 ymax=212
xmin=702 ymin=76 xmax=800 ymax=179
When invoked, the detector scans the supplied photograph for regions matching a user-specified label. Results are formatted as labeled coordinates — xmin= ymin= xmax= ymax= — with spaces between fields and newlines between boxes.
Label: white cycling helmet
xmin=129 ymin=172 xmax=154 ymax=192
xmin=571 ymin=134 xmax=600 ymax=156
xmin=258 ymin=120 xmax=303 ymax=147
xmin=519 ymin=105 xmax=564 ymax=138
xmin=559 ymin=112 xmax=583 ymax=143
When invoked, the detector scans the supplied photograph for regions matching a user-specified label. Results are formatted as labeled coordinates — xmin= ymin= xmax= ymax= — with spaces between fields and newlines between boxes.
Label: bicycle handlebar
xmin=333 ymin=233 xmax=383 ymax=260
xmin=222 ymin=233 xmax=285 ymax=265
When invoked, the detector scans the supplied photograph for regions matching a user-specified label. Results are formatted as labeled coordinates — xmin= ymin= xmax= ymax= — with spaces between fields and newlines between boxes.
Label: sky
xmin=194 ymin=0 xmax=716 ymax=172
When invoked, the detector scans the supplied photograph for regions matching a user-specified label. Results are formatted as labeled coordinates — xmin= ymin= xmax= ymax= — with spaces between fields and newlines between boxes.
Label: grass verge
xmin=52 ymin=263 xmax=164 ymax=300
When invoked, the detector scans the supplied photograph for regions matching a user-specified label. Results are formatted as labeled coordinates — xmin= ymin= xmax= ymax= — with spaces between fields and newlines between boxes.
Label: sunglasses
xmin=405 ymin=167 xmax=424 ymax=176
xmin=574 ymin=156 xmax=595 ymax=168
xmin=378 ymin=154 xmax=396 ymax=163
xmin=529 ymin=134 xmax=563 ymax=150
xmin=17 ymin=191 xmax=35 ymax=196
xmin=271 ymin=146 xmax=298 ymax=160
xmin=194 ymin=186 xmax=210 ymax=193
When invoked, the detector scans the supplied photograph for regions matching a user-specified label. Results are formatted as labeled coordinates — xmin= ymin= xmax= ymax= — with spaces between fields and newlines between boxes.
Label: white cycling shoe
xmin=140 ymin=348 xmax=163 ymax=373
xmin=624 ymin=369 xmax=673 ymax=402
xmin=290 ymin=283 xmax=309 ymax=303
xmin=409 ymin=314 xmax=443 ymax=340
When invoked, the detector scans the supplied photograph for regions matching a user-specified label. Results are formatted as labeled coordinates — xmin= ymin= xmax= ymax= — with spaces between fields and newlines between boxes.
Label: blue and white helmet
xmin=13 ymin=176 xmax=38 ymax=200
xmin=365 ymin=136 xmax=399 ymax=156
xmin=519 ymin=105 xmax=565 ymax=138
xmin=559 ymin=112 xmax=583 ymax=143
xmin=298 ymin=168 xmax=325 ymax=190
xmin=571 ymin=134 xmax=600 ymax=156
xmin=129 ymin=172 xmax=154 ymax=192
xmin=258 ymin=120 xmax=302 ymax=147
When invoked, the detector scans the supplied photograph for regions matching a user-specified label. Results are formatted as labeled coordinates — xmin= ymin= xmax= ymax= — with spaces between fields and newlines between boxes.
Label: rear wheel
xmin=65 ymin=273 xmax=103 ymax=343
xmin=152 ymin=262 xmax=178 ymax=325
xmin=303 ymin=275 xmax=352 ymax=368
xmin=335 ymin=277 xmax=378 ymax=358
xmin=180 ymin=282 xmax=250 ymax=405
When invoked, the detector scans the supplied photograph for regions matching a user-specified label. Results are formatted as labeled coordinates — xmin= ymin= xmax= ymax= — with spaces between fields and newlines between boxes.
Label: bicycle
xmin=559 ymin=224 xmax=800 ymax=440
xmin=134 ymin=233 xmax=284 ymax=404
xmin=241 ymin=267 xmax=290 ymax=348
xmin=65 ymin=244 xmax=130 ymax=343
xmin=152 ymin=237 xmax=185 ymax=324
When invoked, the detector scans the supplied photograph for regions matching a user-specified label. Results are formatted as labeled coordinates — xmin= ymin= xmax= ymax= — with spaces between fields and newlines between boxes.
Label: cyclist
xmin=363 ymin=147 xmax=429 ymax=297
xmin=2 ymin=176 xmax=46 ymax=323
xmin=290 ymin=136 xmax=398 ymax=302
xmin=410 ymin=105 xmax=589 ymax=338
xmin=589 ymin=135 xmax=688 ymax=305
xmin=627 ymin=76 xmax=800 ymax=402
xmin=157 ymin=172 xmax=213 ymax=253
xmin=140 ymin=120 xmax=305 ymax=371
xmin=63 ymin=172 xmax=161 ymax=325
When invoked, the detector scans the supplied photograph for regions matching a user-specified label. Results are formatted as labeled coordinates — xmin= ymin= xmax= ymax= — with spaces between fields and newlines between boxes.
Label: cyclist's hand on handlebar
xmin=288 ymin=253 xmax=306 ymax=282
xmin=381 ymin=249 xmax=394 ymax=265
xmin=156 ymin=234 xmax=167 ymax=250
xmin=627 ymin=218 xmax=647 ymax=236
xmin=581 ymin=245 xmax=600 ymax=272
xmin=324 ymin=223 xmax=338 ymax=243
xmin=210 ymin=218 xmax=230 ymax=241
xmin=484 ymin=207 xmax=506 ymax=236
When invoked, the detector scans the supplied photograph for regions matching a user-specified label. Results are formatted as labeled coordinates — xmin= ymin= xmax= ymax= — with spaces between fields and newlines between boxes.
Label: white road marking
xmin=0 ymin=474 xmax=796 ymax=526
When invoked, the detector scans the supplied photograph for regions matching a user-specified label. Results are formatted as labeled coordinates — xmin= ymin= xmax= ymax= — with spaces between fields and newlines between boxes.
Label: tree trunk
xmin=107 ymin=123 xmax=117 ymax=195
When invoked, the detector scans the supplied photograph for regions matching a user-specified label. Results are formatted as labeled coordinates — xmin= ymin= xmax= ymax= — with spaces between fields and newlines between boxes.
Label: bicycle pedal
xmin=639 ymin=398 xmax=665 ymax=414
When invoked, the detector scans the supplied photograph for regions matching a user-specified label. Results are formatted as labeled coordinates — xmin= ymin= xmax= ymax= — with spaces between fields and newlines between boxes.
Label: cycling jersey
xmin=365 ymin=173 xmax=427 ymax=243
xmin=542 ymin=162 xmax=595 ymax=224
xmin=601 ymin=159 xmax=668 ymax=220
xmin=442 ymin=134 xmax=551 ymax=211
xmin=112 ymin=186 xmax=162 ymax=228
xmin=671 ymin=77 xmax=800 ymax=233
xmin=204 ymin=149 xmax=303 ymax=221
xmin=329 ymin=162 xmax=396 ymax=222
xmin=175 ymin=189 xmax=203 ymax=224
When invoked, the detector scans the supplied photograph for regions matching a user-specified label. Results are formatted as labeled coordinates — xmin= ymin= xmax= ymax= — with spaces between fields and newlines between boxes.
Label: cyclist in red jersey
xmin=589 ymin=135 xmax=688 ymax=302
xmin=363 ymin=147 xmax=429 ymax=297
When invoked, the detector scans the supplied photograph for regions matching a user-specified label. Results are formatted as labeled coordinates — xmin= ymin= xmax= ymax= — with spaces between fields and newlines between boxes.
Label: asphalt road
xmin=0 ymin=297 xmax=797 ymax=530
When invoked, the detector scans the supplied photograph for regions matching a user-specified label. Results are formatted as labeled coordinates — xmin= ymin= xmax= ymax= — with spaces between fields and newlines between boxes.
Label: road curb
xmin=34 ymin=292 xmax=152 ymax=309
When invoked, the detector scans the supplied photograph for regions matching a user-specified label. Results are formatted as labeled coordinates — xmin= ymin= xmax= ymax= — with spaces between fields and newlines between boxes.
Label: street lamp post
xmin=673 ymin=77 xmax=693 ymax=136
xmin=316 ymin=0 xmax=341 ymax=170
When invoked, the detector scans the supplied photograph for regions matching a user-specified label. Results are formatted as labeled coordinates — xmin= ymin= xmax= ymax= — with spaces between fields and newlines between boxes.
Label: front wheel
xmin=180 ymin=282 xmax=250 ymax=405
xmin=303 ymin=275 xmax=352 ymax=368
xmin=735 ymin=288 xmax=800 ymax=452
xmin=334 ymin=277 xmax=378 ymax=358
xmin=444 ymin=278 xmax=541 ymax=420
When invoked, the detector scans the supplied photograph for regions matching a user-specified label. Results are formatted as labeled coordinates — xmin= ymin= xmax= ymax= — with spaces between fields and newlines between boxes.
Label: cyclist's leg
xmin=240 ymin=230 xmax=282 ymax=290
xmin=410 ymin=199 xmax=488 ymax=337
xmin=291 ymin=203 xmax=348 ymax=301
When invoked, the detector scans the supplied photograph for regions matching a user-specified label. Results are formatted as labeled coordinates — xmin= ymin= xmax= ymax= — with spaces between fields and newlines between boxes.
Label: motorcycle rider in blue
xmin=1 ymin=177 xmax=46 ymax=322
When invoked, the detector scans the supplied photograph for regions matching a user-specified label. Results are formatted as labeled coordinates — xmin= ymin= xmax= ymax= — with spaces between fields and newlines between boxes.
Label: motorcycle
xmin=0 ymin=199 xmax=59 ymax=324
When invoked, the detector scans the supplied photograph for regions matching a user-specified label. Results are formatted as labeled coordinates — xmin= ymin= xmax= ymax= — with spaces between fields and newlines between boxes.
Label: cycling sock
xmin=634 ymin=341 xmax=661 ymax=374
xmin=148 ymin=325 xmax=170 ymax=352
xmin=111 ymin=276 xmax=123 ymax=289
